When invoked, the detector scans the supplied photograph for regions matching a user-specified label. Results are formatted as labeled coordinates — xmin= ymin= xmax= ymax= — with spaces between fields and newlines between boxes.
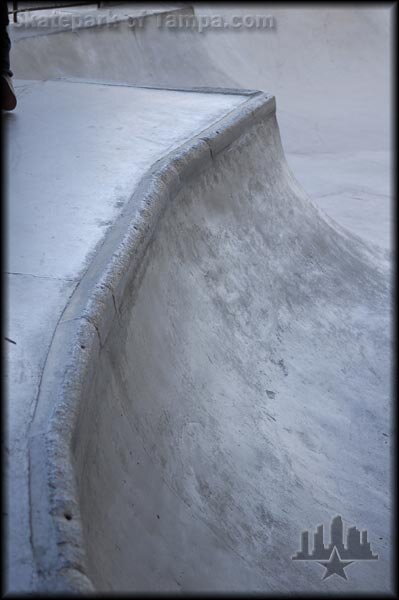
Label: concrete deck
xmin=9 ymin=4 xmax=392 ymax=251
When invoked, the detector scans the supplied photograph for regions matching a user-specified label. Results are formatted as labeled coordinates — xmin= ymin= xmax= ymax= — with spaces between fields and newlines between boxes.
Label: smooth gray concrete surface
xmin=29 ymin=97 xmax=391 ymax=593
xmin=8 ymin=2 xmax=185 ymax=38
xmin=9 ymin=3 xmax=392 ymax=250
xmin=6 ymin=80 xmax=245 ymax=279
xmin=5 ymin=2 xmax=392 ymax=595
xmin=5 ymin=78 xmax=250 ymax=592
xmin=5 ymin=273 xmax=77 ymax=591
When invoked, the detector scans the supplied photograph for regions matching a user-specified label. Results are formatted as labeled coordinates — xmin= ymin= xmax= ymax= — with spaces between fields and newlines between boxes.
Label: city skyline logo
xmin=292 ymin=515 xmax=378 ymax=580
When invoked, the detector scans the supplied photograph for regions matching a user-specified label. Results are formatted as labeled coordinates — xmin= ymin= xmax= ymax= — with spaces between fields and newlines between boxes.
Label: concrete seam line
xmin=56 ymin=79 xmax=263 ymax=96
xmin=27 ymin=90 xmax=275 ymax=592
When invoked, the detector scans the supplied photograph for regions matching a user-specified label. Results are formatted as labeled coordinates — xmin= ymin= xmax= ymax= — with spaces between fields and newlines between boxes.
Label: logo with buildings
xmin=292 ymin=515 xmax=378 ymax=580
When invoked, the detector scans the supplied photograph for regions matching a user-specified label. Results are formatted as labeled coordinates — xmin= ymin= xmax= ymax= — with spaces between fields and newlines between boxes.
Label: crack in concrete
xmin=6 ymin=271 xmax=77 ymax=283
xmin=27 ymin=278 xmax=80 ymax=581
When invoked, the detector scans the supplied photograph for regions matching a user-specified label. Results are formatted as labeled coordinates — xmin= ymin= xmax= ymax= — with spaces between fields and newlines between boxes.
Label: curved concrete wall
xmin=29 ymin=94 xmax=391 ymax=592
xmin=10 ymin=7 xmax=233 ymax=89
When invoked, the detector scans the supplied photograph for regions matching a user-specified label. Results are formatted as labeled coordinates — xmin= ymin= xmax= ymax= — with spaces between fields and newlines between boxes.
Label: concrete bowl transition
xmin=6 ymin=3 xmax=392 ymax=594
xmin=28 ymin=93 xmax=391 ymax=593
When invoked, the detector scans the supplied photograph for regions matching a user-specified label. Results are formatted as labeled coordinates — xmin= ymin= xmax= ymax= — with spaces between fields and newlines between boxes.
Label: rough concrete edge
xmin=10 ymin=4 xmax=194 ymax=41
xmin=27 ymin=90 xmax=276 ymax=593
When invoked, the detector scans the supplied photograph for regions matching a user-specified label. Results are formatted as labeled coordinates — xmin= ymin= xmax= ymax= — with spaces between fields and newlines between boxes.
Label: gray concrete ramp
xmin=5 ymin=79 xmax=259 ymax=592
xmin=5 ymin=3 xmax=392 ymax=595
xmin=14 ymin=88 xmax=391 ymax=593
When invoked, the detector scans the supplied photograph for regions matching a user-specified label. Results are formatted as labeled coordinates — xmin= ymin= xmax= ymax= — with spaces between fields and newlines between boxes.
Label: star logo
xmin=292 ymin=515 xmax=378 ymax=581
xmin=317 ymin=547 xmax=353 ymax=580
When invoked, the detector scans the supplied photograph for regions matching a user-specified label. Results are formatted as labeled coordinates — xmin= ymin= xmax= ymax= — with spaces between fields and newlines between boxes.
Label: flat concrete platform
xmin=4 ymin=79 xmax=251 ymax=591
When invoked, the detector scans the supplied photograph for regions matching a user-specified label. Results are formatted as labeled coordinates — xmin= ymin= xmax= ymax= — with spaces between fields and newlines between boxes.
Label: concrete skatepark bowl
xmin=5 ymin=3 xmax=392 ymax=594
